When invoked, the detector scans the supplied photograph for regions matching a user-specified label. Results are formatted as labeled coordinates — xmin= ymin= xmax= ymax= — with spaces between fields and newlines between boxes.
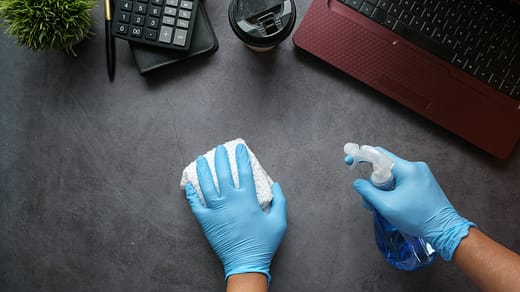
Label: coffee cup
xmin=228 ymin=0 xmax=296 ymax=52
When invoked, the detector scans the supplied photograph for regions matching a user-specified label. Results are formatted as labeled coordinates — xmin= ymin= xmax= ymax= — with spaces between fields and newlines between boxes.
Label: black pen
xmin=105 ymin=0 xmax=115 ymax=81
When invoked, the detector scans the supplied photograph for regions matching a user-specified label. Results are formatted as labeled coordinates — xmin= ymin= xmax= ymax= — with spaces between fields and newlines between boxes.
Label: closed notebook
xmin=129 ymin=3 xmax=218 ymax=75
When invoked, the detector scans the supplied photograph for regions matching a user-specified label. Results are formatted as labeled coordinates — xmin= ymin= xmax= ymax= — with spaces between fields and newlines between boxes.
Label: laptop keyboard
xmin=339 ymin=0 xmax=520 ymax=100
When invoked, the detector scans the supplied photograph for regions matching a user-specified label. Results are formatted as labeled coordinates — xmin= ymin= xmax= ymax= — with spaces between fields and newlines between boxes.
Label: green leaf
xmin=0 ymin=0 xmax=96 ymax=55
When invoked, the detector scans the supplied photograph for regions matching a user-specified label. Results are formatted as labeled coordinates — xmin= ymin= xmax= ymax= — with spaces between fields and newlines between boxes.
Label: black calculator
xmin=112 ymin=0 xmax=199 ymax=51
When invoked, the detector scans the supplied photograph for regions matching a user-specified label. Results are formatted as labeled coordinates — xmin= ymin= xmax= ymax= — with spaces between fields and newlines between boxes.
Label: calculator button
xmin=147 ymin=18 xmax=159 ymax=28
xmin=116 ymin=24 xmax=129 ymax=34
xmin=132 ymin=15 xmax=145 ymax=26
xmin=135 ymin=3 xmax=147 ymax=14
xmin=151 ymin=0 xmax=163 ymax=5
xmin=145 ymin=29 xmax=157 ymax=40
xmin=166 ymin=0 xmax=179 ymax=6
xmin=178 ymin=10 xmax=190 ymax=19
xmin=150 ymin=6 xmax=161 ymax=17
xmin=180 ymin=1 xmax=192 ymax=10
xmin=121 ymin=1 xmax=133 ymax=11
xmin=164 ymin=7 xmax=176 ymax=16
xmin=131 ymin=26 xmax=143 ymax=37
xmin=120 ymin=12 xmax=130 ymax=23
xmin=162 ymin=16 xmax=175 ymax=26
xmin=173 ymin=28 xmax=187 ymax=46
xmin=177 ymin=19 xmax=189 ymax=29
xmin=159 ymin=26 xmax=173 ymax=43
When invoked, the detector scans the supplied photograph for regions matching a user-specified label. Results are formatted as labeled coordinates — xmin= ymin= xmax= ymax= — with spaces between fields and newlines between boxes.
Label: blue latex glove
xmin=185 ymin=144 xmax=287 ymax=282
xmin=346 ymin=147 xmax=476 ymax=261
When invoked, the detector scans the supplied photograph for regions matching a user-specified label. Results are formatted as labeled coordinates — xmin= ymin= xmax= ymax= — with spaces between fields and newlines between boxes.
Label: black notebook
xmin=128 ymin=3 xmax=218 ymax=75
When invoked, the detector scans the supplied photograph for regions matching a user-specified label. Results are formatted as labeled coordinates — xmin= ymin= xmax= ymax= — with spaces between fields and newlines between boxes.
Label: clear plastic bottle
xmin=344 ymin=143 xmax=438 ymax=271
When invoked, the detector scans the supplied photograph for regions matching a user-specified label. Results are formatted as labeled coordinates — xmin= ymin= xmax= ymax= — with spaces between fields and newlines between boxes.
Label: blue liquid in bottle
xmin=372 ymin=180 xmax=437 ymax=271
xmin=373 ymin=210 xmax=437 ymax=270
xmin=344 ymin=142 xmax=437 ymax=271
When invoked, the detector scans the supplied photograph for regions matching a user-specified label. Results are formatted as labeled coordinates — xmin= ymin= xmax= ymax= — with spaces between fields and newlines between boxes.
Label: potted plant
xmin=0 ymin=0 xmax=97 ymax=56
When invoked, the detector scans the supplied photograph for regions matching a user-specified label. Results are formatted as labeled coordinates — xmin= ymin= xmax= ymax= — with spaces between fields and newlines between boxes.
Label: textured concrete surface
xmin=1 ymin=0 xmax=519 ymax=291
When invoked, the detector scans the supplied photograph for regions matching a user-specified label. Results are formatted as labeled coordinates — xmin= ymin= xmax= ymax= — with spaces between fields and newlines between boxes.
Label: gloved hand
xmin=346 ymin=147 xmax=476 ymax=261
xmin=185 ymin=144 xmax=287 ymax=282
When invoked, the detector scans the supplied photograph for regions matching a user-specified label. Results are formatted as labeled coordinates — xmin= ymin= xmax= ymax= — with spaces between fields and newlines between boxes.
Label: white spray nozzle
xmin=344 ymin=143 xmax=395 ymax=187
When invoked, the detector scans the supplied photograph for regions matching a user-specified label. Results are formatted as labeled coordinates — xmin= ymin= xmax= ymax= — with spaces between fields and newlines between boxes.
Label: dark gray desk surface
xmin=1 ymin=0 xmax=519 ymax=291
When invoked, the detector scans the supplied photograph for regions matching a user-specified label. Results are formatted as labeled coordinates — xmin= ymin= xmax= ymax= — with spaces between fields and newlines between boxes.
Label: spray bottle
xmin=344 ymin=143 xmax=437 ymax=271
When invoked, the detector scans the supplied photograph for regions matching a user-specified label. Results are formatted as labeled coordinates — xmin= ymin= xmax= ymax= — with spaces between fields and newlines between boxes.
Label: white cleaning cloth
xmin=179 ymin=138 xmax=274 ymax=210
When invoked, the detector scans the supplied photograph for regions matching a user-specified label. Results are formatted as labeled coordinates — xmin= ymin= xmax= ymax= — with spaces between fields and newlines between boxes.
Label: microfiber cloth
xmin=179 ymin=138 xmax=274 ymax=210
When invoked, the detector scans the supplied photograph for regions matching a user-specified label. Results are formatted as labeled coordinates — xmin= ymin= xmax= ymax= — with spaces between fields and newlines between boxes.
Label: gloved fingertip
xmin=215 ymin=145 xmax=227 ymax=157
xmin=235 ymin=144 xmax=255 ymax=191
xmin=353 ymin=179 xmax=384 ymax=211
xmin=196 ymin=156 xmax=207 ymax=169
xmin=344 ymin=155 xmax=354 ymax=165
xmin=352 ymin=178 xmax=370 ymax=192
xmin=185 ymin=183 xmax=196 ymax=196
xmin=236 ymin=143 xmax=247 ymax=156
xmin=184 ymin=183 xmax=205 ymax=211
xmin=235 ymin=144 xmax=249 ymax=165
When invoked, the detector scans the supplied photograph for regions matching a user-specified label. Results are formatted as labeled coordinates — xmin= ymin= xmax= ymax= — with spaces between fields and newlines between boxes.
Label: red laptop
xmin=294 ymin=0 xmax=520 ymax=158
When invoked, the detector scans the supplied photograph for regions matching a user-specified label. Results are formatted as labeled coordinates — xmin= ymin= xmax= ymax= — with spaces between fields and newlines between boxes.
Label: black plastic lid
xmin=228 ymin=0 xmax=296 ymax=48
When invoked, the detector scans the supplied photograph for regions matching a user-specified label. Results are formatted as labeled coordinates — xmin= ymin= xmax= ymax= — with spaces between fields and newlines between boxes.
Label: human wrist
xmin=423 ymin=207 xmax=477 ymax=261
xmin=227 ymin=273 xmax=268 ymax=292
